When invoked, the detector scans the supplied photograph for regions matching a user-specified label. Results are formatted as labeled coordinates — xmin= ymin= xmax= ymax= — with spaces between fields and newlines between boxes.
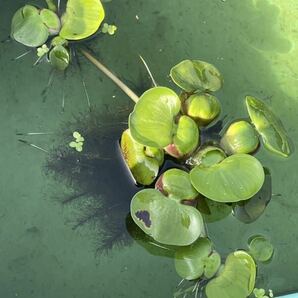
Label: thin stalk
xmin=18 ymin=139 xmax=49 ymax=153
xmin=16 ymin=132 xmax=53 ymax=136
xmin=80 ymin=49 xmax=139 ymax=103
xmin=13 ymin=50 xmax=32 ymax=61
xmin=139 ymin=55 xmax=157 ymax=87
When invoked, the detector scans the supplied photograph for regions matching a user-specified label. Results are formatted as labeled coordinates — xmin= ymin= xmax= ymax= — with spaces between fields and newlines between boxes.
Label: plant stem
xmin=80 ymin=49 xmax=139 ymax=103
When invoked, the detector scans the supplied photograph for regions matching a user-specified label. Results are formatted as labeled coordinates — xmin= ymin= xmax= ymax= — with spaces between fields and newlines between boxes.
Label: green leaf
xmin=187 ymin=146 xmax=226 ymax=168
xmin=49 ymin=45 xmax=70 ymax=71
xmin=59 ymin=0 xmax=105 ymax=40
xmin=246 ymin=96 xmax=291 ymax=157
xmin=121 ymin=129 xmax=164 ymax=185
xmin=76 ymin=144 xmax=83 ymax=152
xmin=253 ymin=288 xmax=266 ymax=298
xmin=11 ymin=5 xmax=50 ymax=47
xmin=166 ymin=115 xmax=199 ymax=157
xmin=205 ymin=251 xmax=256 ymax=298
xmin=170 ymin=60 xmax=223 ymax=93
xmin=73 ymin=131 xmax=81 ymax=139
xmin=69 ymin=141 xmax=77 ymax=148
xmin=248 ymin=235 xmax=274 ymax=262
xmin=40 ymin=8 xmax=60 ymax=34
xmin=129 ymin=87 xmax=181 ymax=148
xmin=220 ymin=120 xmax=259 ymax=155
xmin=45 ymin=0 xmax=57 ymax=12
xmin=130 ymin=188 xmax=204 ymax=246
xmin=37 ymin=44 xmax=49 ymax=57
xmin=175 ymin=238 xmax=221 ymax=280
xmin=233 ymin=169 xmax=272 ymax=224
xmin=184 ymin=93 xmax=221 ymax=126
xmin=190 ymin=154 xmax=265 ymax=203
xmin=156 ymin=168 xmax=198 ymax=201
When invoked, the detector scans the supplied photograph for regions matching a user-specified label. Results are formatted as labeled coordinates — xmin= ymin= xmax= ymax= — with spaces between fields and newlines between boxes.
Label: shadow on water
xmin=45 ymin=108 xmax=140 ymax=253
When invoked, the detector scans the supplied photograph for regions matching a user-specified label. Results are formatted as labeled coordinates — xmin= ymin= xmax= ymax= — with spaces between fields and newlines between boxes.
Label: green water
xmin=1 ymin=0 xmax=298 ymax=297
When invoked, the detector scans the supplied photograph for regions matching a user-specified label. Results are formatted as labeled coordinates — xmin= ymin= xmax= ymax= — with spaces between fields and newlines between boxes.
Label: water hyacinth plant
xmin=9 ymin=0 xmax=122 ymax=110
xmin=11 ymin=0 xmax=106 ymax=70
xmin=116 ymin=58 xmax=291 ymax=297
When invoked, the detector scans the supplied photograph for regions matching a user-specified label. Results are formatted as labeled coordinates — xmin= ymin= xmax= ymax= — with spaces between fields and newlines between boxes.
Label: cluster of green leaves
xmin=120 ymin=59 xmax=289 ymax=297
xmin=11 ymin=0 xmax=106 ymax=70
xmin=69 ymin=131 xmax=85 ymax=152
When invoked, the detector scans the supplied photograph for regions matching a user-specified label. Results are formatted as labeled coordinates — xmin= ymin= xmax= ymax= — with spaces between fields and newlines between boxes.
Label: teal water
xmin=1 ymin=0 xmax=298 ymax=297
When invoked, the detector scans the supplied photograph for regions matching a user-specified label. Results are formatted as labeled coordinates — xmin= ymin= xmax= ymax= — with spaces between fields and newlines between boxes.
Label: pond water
xmin=1 ymin=0 xmax=298 ymax=297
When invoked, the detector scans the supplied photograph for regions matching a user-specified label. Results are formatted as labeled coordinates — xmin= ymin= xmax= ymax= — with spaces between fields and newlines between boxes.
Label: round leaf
xmin=130 ymin=189 xmax=204 ymax=246
xmin=170 ymin=60 xmax=223 ymax=93
xmin=59 ymin=0 xmax=105 ymax=40
xmin=120 ymin=129 xmax=164 ymax=185
xmin=220 ymin=120 xmax=259 ymax=155
xmin=166 ymin=115 xmax=199 ymax=157
xmin=40 ymin=9 xmax=60 ymax=34
xmin=190 ymin=154 xmax=265 ymax=203
xmin=155 ymin=168 xmax=198 ymax=201
xmin=184 ymin=93 xmax=221 ymax=126
xmin=175 ymin=238 xmax=220 ymax=280
xmin=129 ymin=87 xmax=181 ymax=148
xmin=205 ymin=251 xmax=256 ymax=298
xmin=11 ymin=5 xmax=50 ymax=47
xmin=49 ymin=45 xmax=70 ymax=71
xmin=248 ymin=235 xmax=274 ymax=262
xmin=246 ymin=96 xmax=291 ymax=157
xmin=187 ymin=146 xmax=226 ymax=168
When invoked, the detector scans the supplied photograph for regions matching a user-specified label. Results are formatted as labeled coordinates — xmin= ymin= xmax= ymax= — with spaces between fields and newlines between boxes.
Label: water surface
xmin=1 ymin=0 xmax=298 ymax=297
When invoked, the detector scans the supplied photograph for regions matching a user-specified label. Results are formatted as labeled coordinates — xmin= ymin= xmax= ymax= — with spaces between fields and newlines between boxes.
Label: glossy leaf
xmin=40 ymin=8 xmax=60 ymax=34
xmin=233 ymin=169 xmax=272 ymax=224
xmin=186 ymin=146 xmax=226 ymax=168
xmin=11 ymin=5 xmax=50 ymax=47
xmin=120 ymin=129 xmax=164 ymax=185
xmin=165 ymin=115 xmax=199 ymax=158
xmin=205 ymin=251 xmax=256 ymax=298
xmin=155 ymin=168 xmax=198 ymax=201
xmin=130 ymin=188 xmax=204 ymax=246
xmin=170 ymin=60 xmax=223 ymax=93
xmin=248 ymin=235 xmax=274 ymax=262
xmin=175 ymin=238 xmax=221 ymax=280
xmin=190 ymin=154 xmax=265 ymax=203
xmin=49 ymin=45 xmax=70 ymax=71
xmin=59 ymin=0 xmax=105 ymax=40
xmin=220 ymin=120 xmax=259 ymax=155
xmin=246 ymin=96 xmax=291 ymax=157
xmin=184 ymin=93 xmax=221 ymax=126
xmin=129 ymin=87 xmax=181 ymax=147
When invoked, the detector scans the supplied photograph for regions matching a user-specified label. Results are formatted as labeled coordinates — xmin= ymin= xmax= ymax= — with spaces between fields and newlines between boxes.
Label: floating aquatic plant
xmin=248 ymin=235 xmax=274 ymax=262
xmin=175 ymin=238 xmax=221 ymax=280
xmin=69 ymin=131 xmax=85 ymax=152
xmin=10 ymin=0 xmax=122 ymax=110
xmin=205 ymin=251 xmax=256 ymax=298
xmin=253 ymin=288 xmax=274 ymax=298
xmin=102 ymin=23 xmax=118 ymax=35
xmin=246 ymin=96 xmax=291 ymax=157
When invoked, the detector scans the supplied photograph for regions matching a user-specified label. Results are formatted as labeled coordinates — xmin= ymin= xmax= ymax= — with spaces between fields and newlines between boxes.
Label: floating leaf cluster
xmin=10 ymin=0 xmax=107 ymax=70
xmin=119 ymin=59 xmax=290 ymax=297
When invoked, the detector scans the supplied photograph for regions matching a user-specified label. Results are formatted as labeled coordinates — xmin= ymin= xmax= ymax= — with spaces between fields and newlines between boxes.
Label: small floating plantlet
xmin=69 ymin=131 xmax=85 ymax=152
